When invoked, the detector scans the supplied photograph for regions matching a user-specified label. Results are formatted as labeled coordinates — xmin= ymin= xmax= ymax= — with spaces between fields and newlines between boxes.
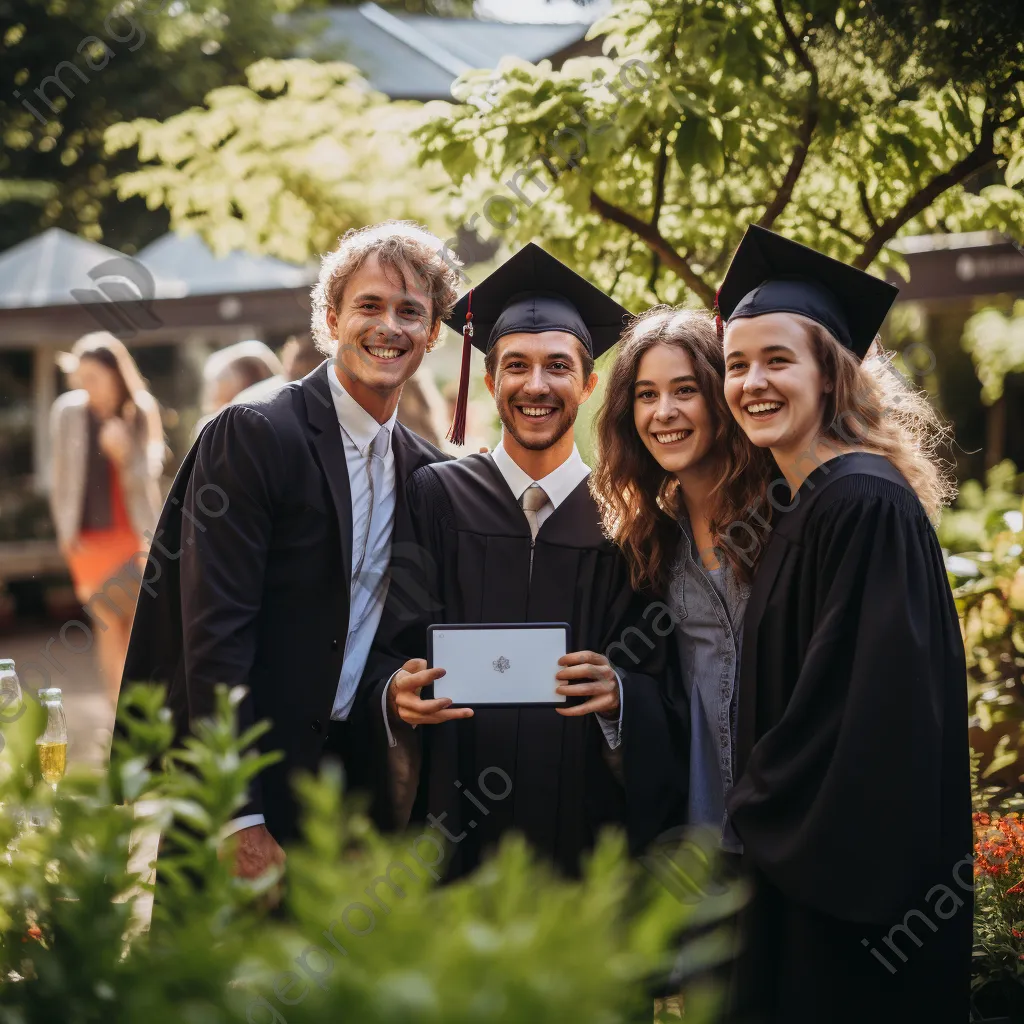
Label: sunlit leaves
xmin=411 ymin=0 xmax=1024 ymax=310
xmin=110 ymin=59 xmax=448 ymax=263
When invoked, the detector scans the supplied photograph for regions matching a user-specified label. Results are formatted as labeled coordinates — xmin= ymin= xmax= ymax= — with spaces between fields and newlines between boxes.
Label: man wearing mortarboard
xmin=361 ymin=244 xmax=687 ymax=879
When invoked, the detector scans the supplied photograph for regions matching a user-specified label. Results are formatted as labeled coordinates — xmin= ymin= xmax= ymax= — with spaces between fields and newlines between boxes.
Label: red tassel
xmin=714 ymin=286 xmax=724 ymax=345
xmin=446 ymin=290 xmax=474 ymax=446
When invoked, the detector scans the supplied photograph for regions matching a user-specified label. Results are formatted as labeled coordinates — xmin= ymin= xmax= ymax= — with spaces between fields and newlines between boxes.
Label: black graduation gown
xmin=725 ymin=454 xmax=972 ymax=1023
xmin=363 ymin=453 xmax=687 ymax=879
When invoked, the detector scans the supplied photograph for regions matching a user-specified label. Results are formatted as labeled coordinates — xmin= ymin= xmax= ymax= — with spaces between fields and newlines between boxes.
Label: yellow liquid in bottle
xmin=38 ymin=742 xmax=67 ymax=784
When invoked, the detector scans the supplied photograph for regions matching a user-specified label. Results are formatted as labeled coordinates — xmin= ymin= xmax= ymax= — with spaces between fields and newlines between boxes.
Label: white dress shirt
xmin=225 ymin=370 xmax=399 ymax=838
xmin=382 ymin=438 xmax=623 ymax=751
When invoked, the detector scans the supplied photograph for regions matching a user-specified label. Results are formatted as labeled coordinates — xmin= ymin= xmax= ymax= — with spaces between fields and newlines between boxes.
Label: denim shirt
xmin=667 ymin=519 xmax=749 ymax=851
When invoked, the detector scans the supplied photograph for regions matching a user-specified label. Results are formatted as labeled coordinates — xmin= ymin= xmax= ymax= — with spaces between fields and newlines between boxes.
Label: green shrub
xmin=0 ymin=685 xmax=741 ymax=1023
xmin=938 ymin=460 xmax=1024 ymax=557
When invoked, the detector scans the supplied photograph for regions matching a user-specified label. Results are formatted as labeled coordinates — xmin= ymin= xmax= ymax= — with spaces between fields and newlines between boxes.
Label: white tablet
xmin=427 ymin=623 xmax=572 ymax=707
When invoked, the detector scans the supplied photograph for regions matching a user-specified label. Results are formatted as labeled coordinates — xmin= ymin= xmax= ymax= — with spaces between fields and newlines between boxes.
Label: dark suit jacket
xmin=119 ymin=362 xmax=446 ymax=842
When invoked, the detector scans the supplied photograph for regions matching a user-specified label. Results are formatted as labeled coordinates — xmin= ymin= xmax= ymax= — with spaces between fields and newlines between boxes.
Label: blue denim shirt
xmin=667 ymin=520 xmax=749 ymax=851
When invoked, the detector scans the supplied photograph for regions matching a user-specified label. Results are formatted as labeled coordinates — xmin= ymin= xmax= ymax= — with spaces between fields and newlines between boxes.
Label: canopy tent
xmin=0 ymin=228 xmax=182 ymax=310
xmin=135 ymin=232 xmax=315 ymax=296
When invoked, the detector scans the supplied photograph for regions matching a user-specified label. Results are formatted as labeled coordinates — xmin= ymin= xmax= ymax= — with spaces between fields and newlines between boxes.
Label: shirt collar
xmin=490 ymin=439 xmax=590 ymax=511
xmin=328 ymin=367 xmax=398 ymax=456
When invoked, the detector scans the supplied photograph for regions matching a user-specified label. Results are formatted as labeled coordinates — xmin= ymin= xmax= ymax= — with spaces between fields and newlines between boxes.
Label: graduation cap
xmin=715 ymin=225 xmax=899 ymax=359
xmin=443 ymin=242 xmax=630 ymax=445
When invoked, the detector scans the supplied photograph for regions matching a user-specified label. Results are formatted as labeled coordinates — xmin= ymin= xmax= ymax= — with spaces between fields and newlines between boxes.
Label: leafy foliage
xmin=963 ymin=301 xmax=1024 ymax=406
xmin=410 ymin=0 xmax=1024 ymax=311
xmin=950 ymin=469 xmax=1024 ymax=784
xmin=939 ymin=460 xmax=1024 ymax=554
xmin=109 ymin=59 xmax=448 ymax=263
xmin=0 ymin=0 xmax=309 ymax=253
xmin=0 ymin=683 xmax=741 ymax=1022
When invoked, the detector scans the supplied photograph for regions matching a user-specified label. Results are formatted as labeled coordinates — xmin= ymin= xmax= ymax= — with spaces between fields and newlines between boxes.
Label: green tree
xmin=412 ymin=0 xmax=1024 ymax=310
xmin=0 ymin=0 xmax=310 ymax=253
xmin=108 ymin=58 xmax=447 ymax=263
xmin=963 ymin=301 xmax=1024 ymax=406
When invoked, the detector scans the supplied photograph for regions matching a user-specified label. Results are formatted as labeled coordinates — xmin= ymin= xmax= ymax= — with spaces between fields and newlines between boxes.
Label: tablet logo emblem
xmin=493 ymin=655 xmax=510 ymax=674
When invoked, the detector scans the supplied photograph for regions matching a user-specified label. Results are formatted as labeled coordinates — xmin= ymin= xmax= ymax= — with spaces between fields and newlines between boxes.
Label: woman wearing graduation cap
xmin=591 ymin=307 xmax=772 ymax=852
xmin=717 ymin=226 xmax=971 ymax=1021
xmin=361 ymin=243 xmax=687 ymax=879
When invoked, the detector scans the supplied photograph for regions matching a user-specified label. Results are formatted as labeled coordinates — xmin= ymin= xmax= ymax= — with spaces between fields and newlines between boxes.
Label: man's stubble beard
xmin=496 ymin=393 xmax=577 ymax=452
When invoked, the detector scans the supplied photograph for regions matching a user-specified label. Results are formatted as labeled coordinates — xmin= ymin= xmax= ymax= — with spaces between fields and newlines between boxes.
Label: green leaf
xmin=1006 ymin=149 xmax=1024 ymax=188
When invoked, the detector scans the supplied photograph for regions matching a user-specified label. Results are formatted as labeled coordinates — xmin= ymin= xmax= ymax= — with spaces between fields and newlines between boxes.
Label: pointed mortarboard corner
xmin=716 ymin=225 xmax=899 ymax=359
xmin=443 ymin=243 xmax=630 ymax=445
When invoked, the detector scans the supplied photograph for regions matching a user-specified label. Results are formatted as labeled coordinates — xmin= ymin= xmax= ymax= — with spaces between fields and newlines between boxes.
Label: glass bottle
xmin=36 ymin=688 xmax=67 ymax=787
xmin=0 ymin=659 xmax=22 ymax=722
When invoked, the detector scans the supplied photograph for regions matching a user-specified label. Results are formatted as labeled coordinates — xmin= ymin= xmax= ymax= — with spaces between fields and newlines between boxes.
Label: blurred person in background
xmin=193 ymin=340 xmax=284 ymax=437
xmin=49 ymin=332 xmax=165 ymax=706
xmin=277 ymin=333 xmax=322 ymax=383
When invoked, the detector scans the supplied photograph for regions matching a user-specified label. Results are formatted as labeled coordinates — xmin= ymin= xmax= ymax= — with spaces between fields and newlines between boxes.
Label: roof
xmin=0 ymin=227 xmax=184 ymax=310
xmin=889 ymin=231 xmax=1013 ymax=254
xmin=297 ymin=2 xmax=588 ymax=101
xmin=135 ymin=232 xmax=315 ymax=296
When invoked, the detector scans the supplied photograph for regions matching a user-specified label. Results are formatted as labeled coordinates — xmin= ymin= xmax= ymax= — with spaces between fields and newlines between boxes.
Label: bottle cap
xmin=38 ymin=687 xmax=62 ymax=701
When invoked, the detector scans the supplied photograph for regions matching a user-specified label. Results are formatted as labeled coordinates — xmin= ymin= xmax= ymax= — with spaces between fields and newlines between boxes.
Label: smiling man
xmin=119 ymin=221 xmax=459 ymax=882
xmin=361 ymin=244 xmax=686 ymax=879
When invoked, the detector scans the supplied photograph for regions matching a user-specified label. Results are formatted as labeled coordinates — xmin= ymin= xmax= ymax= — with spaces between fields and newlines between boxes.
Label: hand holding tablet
xmin=389 ymin=624 xmax=621 ymax=727
xmin=429 ymin=624 xmax=571 ymax=707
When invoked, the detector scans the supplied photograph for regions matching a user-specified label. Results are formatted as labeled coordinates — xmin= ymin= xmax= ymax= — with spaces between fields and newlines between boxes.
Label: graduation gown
xmin=725 ymin=453 xmax=972 ymax=1023
xmin=363 ymin=453 xmax=687 ymax=878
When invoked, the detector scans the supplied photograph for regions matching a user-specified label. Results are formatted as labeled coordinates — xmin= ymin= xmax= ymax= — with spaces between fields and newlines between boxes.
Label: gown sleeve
xmin=726 ymin=487 xmax=966 ymax=924
xmin=601 ymin=559 xmax=689 ymax=853
xmin=178 ymin=406 xmax=284 ymax=820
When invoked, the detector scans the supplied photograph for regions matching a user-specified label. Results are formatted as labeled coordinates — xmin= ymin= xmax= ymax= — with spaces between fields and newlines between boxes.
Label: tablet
xmin=427 ymin=622 xmax=571 ymax=707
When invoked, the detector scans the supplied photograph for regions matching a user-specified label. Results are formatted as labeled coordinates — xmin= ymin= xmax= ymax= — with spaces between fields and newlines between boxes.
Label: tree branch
xmin=857 ymin=181 xmax=879 ymax=229
xmin=590 ymin=190 xmax=716 ymax=306
xmin=651 ymin=126 xmax=671 ymax=229
xmin=853 ymin=123 xmax=998 ymax=269
xmin=758 ymin=0 xmax=819 ymax=229
xmin=821 ymin=211 xmax=867 ymax=246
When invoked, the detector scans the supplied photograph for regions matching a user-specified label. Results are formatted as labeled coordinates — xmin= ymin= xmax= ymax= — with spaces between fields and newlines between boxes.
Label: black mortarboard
xmin=443 ymin=242 xmax=630 ymax=444
xmin=715 ymin=225 xmax=899 ymax=359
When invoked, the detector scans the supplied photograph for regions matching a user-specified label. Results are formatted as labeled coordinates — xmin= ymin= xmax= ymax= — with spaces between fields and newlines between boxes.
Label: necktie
xmin=520 ymin=484 xmax=549 ymax=580
xmin=354 ymin=425 xmax=390 ymax=579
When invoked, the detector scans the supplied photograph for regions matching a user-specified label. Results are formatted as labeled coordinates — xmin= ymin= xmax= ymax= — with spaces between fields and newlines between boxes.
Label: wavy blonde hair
xmin=807 ymin=319 xmax=956 ymax=518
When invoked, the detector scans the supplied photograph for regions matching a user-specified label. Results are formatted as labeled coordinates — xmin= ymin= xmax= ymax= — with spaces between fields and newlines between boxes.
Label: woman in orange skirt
xmin=49 ymin=333 xmax=165 ymax=706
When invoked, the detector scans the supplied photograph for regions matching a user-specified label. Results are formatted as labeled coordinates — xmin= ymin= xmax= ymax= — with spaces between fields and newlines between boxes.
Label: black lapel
xmin=302 ymin=363 xmax=353 ymax=585
xmin=391 ymin=423 xmax=418 ymax=542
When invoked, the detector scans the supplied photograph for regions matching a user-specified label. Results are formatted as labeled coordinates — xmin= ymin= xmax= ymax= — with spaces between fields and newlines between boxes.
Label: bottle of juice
xmin=0 ymin=658 xmax=22 ymax=720
xmin=36 ymin=688 xmax=67 ymax=786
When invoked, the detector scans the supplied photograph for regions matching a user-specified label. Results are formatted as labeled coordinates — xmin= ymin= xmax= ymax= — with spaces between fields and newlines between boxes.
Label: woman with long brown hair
xmin=592 ymin=305 xmax=771 ymax=845
xmin=49 ymin=332 xmax=165 ymax=705
xmin=717 ymin=226 xmax=970 ymax=1022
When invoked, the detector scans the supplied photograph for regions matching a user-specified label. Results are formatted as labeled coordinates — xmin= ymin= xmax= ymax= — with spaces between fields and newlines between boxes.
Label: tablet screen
xmin=430 ymin=625 xmax=568 ymax=706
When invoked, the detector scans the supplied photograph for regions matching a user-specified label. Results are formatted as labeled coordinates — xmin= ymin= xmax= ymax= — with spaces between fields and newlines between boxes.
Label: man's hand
xmin=220 ymin=823 xmax=286 ymax=881
xmin=555 ymin=650 xmax=620 ymax=719
xmin=390 ymin=657 xmax=474 ymax=726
